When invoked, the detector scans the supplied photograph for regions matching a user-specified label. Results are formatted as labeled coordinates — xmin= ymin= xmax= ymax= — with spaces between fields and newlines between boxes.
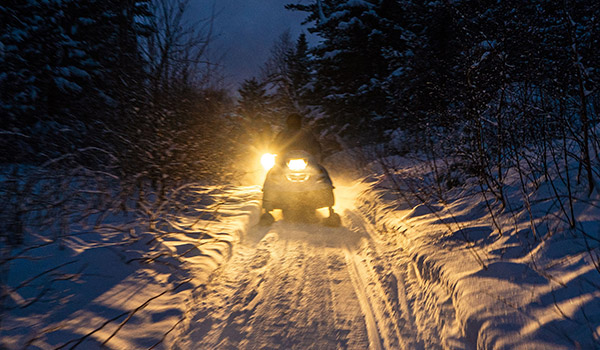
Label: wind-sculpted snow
xmin=3 ymin=158 xmax=598 ymax=349
xmin=0 ymin=185 xmax=260 ymax=349
xmin=357 ymin=159 xmax=600 ymax=349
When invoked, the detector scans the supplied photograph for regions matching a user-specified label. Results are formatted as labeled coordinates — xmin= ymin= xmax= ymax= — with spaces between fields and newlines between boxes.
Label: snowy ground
xmin=2 ymin=157 xmax=600 ymax=349
xmin=170 ymin=184 xmax=443 ymax=350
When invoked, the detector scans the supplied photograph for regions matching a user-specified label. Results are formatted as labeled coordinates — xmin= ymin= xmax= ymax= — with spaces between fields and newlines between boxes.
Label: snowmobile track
xmin=342 ymin=244 xmax=384 ymax=350
xmin=171 ymin=207 xmax=442 ymax=350
xmin=173 ymin=222 xmax=376 ymax=349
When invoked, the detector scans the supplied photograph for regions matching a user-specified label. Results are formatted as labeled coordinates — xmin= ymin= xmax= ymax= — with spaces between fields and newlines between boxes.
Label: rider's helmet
xmin=285 ymin=113 xmax=302 ymax=131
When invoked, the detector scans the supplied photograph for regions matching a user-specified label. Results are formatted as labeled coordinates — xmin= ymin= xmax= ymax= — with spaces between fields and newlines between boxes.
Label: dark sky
xmin=190 ymin=0 xmax=312 ymax=89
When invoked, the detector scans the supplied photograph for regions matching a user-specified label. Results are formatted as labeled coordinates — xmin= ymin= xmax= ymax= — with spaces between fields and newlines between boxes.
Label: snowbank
xmin=1 ymin=185 xmax=262 ymax=349
xmin=355 ymin=158 xmax=600 ymax=349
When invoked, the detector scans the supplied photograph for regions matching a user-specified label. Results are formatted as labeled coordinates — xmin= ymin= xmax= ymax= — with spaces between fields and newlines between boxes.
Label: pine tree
xmin=237 ymin=78 xmax=270 ymax=123
xmin=0 ymin=0 xmax=153 ymax=163
xmin=286 ymin=0 xmax=416 ymax=145
xmin=261 ymin=32 xmax=315 ymax=117
xmin=287 ymin=33 xmax=312 ymax=107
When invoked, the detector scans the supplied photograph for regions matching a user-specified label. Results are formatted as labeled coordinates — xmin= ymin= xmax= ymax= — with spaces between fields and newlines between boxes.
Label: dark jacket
xmin=272 ymin=128 xmax=322 ymax=161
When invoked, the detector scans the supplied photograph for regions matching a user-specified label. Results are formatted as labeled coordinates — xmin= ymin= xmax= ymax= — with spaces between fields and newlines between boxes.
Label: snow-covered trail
xmin=176 ymin=223 xmax=370 ymax=349
xmin=170 ymin=185 xmax=447 ymax=350
xmin=5 ymin=167 xmax=599 ymax=349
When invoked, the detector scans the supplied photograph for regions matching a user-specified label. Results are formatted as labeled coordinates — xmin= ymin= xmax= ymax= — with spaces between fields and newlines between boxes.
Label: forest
xmin=1 ymin=0 xmax=600 ymax=348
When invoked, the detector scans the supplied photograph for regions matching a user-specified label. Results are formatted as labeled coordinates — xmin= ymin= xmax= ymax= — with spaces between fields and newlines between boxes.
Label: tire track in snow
xmin=238 ymin=229 xmax=370 ymax=349
xmin=342 ymin=244 xmax=384 ymax=350
xmin=343 ymin=209 xmax=445 ymax=350
xmin=176 ymin=223 xmax=373 ymax=349
xmin=345 ymin=204 xmax=465 ymax=350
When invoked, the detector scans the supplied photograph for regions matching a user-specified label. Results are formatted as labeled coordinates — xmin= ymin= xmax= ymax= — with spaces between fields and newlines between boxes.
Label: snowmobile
xmin=259 ymin=150 xmax=341 ymax=226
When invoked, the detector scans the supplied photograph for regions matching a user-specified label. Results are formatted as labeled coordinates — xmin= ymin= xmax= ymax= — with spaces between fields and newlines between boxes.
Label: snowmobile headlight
xmin=261 ymin=153 xmax=276 ymax=170
xmin=287 ymin=158 xmax=307 ymax=171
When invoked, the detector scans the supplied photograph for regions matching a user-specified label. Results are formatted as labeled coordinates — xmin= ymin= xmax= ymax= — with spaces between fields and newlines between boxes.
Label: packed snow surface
xmin=2 ymin=159 xmax=600 ymax=349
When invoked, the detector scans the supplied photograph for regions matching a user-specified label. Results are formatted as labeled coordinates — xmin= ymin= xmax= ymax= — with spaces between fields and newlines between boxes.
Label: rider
xmin=260 ymin=112 xmax=339 ymax=225
xmin=271 ymin=113 xmax=322 ymax=162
